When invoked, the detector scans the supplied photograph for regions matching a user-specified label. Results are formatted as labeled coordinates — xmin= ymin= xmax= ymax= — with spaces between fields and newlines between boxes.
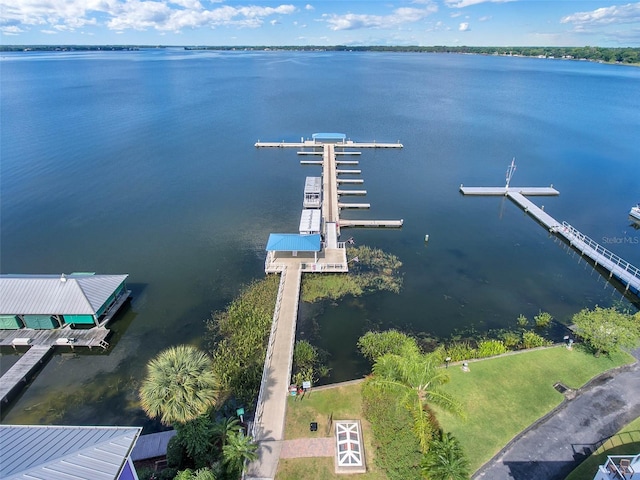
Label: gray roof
xmin=0 ymin=274 xmax=128 ymax=315
xmin=131 ymin=429 xmax=177 ymax=461
xmin=0 ymin=425 xmax=141 ymax=480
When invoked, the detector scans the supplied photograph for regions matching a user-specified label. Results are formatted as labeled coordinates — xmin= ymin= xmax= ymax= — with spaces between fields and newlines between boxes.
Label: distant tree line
xmin=2 ymin=45 xmax=639 ymax=64
xmin=184 ymin=45 xmax=640 ymax=65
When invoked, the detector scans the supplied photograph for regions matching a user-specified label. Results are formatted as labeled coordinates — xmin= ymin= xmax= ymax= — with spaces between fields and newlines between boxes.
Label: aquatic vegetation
xmin=301 ymin=245 xmax=403 ymax=303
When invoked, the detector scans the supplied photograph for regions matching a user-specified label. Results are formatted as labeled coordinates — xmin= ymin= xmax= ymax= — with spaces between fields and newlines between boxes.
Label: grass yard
xmin=434 ymin=346 xmax=635 ymax=473
xmin=565 ymin=416 xmax=640 ymax=480
xmin=276 ymin=382 xmax=388 ymax=480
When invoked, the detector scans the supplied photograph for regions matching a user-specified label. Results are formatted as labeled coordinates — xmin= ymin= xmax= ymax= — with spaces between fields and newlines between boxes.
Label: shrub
xmin=573 ymin=306 xmax=640 ymax=356
xmin=166 ymin=435 xmax=187 ymax=470
xmin=516 ymin=314 xmax=529 ymax=329
xmin=522 ymin=331 xmax=552 ymax=349
xmin=534 ymin=311 xmax=553 ymax=329
xmin=477 ymin=339 xmax=507 ymax=358
xmin=362 ymin=381 xmax=424 ymax=480
xmin=446 ymin=341 xmax=477 ymax=362
xmin=135 ymin=467 xmax=156 ymax=480
xmin=501 ymin=331 xmax=521 ymax=350
xmin=357 ymin=330 xmax=420 ymax=362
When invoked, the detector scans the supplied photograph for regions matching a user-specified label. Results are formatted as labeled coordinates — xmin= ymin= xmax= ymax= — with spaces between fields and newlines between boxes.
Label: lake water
xmin=1 ymin=49 xmax=639 ymax=429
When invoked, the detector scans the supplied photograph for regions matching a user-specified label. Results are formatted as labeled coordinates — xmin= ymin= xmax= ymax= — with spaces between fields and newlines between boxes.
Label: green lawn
xmin=276 ymin=382 xmax=388 ymax=480
xmin=565 ymin=417 xmax=640 ymax=480
xmin=434 ymin=346 xmax=635 ymax=473
xmin=275 ymin=346 xmax=635 ymax=479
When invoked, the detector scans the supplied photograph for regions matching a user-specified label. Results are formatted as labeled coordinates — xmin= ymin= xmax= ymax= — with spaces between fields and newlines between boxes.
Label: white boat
xmin=630 ymin=204 xmax=640 ymax=221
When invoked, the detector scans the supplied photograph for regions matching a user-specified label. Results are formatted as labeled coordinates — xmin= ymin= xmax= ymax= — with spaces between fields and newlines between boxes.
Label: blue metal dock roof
xmin=266 ymin=234 xmax=321 ymax=252
xmin=312 ymin=133 xmax=346 ymax=141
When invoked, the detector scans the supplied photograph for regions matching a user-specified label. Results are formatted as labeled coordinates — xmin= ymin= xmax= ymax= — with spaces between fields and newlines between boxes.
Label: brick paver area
xmin=280 ymin=437 xmax=335 ymax=458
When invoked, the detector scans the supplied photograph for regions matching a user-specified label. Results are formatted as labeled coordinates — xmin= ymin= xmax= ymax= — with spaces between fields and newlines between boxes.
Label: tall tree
xmin=139 ymin=345 xmax=218 ymax=425
xmin=421 ymin=432 xmax=470 ymax=480
xmin=370 ymin=347 xmax=464 ymax=453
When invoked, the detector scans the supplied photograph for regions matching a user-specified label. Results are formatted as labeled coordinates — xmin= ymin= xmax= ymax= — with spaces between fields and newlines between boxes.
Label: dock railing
xmin=252 ymin=267 xmax=287 ymax=435
xmin=561 ymin=222 xmax=640 ymax=280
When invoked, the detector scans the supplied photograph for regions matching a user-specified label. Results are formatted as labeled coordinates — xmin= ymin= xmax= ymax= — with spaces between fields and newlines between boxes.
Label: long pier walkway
xmin=246 ymin=266 xmax=301 ymax=480
xmin=460 ymin=185 xmax=640 ymax=296
xmin=247 ymin=136 xmax=403 ymax=479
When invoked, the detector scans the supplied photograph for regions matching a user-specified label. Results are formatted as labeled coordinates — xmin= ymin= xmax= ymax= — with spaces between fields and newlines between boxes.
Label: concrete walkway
xmin=245 ymin=267 xmax=301 ymax=480
xmin=474 ymin=348 xmax=640 ymax=480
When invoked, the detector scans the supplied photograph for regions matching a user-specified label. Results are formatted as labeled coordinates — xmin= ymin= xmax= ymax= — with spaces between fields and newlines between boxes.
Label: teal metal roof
xmin=266 ymin=234 xmax=321 ymax=252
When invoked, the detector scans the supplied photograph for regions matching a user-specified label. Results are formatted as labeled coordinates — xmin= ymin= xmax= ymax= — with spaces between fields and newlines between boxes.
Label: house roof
xmin=0 ymin=425 xmax=141 ymax=480
xmin=266 ymin=234 xmax=321 ymax=252
xmin=0 ymin=274 xmax=128 ymax=315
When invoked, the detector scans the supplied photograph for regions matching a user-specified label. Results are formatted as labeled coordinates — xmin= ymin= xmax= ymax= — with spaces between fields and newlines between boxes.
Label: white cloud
xmin=445 ymin=0 xmax=513 ymax=8
xmin=561 ymin=2 xmax=640 ymax=26
xmin=459 ymin=22 xmax=470 ymax=31
xmin=325 ymin=4 xmax=437 ymax=31
xmin=0 ymin=1 xmax=297 ymax=35
xmin=305 ymin=4 xmax=314 ymax=11
xmin=478 ymin=15 xmax=491 ymax=22
xmin=1 ymin=24 xmax=25 ymax=35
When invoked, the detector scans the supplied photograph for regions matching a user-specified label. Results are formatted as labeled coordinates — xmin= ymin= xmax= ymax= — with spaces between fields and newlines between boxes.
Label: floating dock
xmin=338 ymin=203 xmax=370 ymax=209
xmin=460 ymin=181 xmax=640 ymax=297
xmin=339 ymin=219 xmax=404 ymax=228
xmin=459 ymin=186 xmax=559 ymax=196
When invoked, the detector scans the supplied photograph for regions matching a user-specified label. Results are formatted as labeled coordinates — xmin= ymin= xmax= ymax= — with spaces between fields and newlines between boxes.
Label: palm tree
xmin=370 ymin=347 xmax=463 ymax=453
xmin=211 ymin=416 xmax=240 ymax=449
xmin=175 ymin=467 xmax=217 ymax=480
xmin=222 ymin=431 xmax=259 ymax=475
xmin=139 ymin=345 xmax=218 ymax=425
xmin=421 ymin=431 xmax=470 ymax=480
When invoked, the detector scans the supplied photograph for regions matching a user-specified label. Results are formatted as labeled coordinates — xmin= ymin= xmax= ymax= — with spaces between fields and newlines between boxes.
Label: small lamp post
xmin=445 ymin=357 xmax=451 ymax=369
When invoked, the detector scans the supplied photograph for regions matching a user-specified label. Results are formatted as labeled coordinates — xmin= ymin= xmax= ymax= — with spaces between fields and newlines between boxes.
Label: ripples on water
xmin=1 ymin=50 xmax=639 ymax=425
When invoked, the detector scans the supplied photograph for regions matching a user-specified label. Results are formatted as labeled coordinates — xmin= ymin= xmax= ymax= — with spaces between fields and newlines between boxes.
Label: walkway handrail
xmin=561 ymin=221 xmax=640 ymax=279
xmin=284 ymin=266 xmax=303 ymax=397
xmin=252 ymin=268 xmax=287 ymax=437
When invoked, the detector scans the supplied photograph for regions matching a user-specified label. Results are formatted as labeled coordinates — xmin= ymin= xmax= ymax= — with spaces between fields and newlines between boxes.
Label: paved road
xmin=474 ymin=348 xmax=640 ymax=480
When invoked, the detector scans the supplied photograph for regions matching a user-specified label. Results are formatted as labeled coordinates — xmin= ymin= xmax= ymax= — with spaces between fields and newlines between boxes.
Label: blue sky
xmin=2 ymin=1 xmax=639 ymax=46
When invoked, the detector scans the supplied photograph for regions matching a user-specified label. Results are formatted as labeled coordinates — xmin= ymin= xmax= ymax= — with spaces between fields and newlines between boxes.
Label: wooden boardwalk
xmin=0 ymin=346 xmax=54 ymax=404
xmin=461 ymin=185 xmax=640 ymax=297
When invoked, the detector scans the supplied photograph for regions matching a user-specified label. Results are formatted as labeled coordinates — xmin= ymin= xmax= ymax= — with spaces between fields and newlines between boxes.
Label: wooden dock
xmin=0 ymin=291 xmax=129 ymax=405
xmin=0 ymin=346 xmax=54 ymax=404
xmin=339 ymin=219 xmax=404 ymax=228
xmin=338 ymin=203 xmax=370 ymax=209
xmin=256 ymin=140 xmax=402 ymax=149
xmin=337 ymin=189 xmax=367 ymax=195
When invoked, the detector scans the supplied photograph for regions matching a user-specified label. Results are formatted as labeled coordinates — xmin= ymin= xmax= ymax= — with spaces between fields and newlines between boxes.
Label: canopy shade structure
xmin=266 ymin=234 xmax=321 ymax=252
xmin=312 ymin=133 xmax=346 ymax=143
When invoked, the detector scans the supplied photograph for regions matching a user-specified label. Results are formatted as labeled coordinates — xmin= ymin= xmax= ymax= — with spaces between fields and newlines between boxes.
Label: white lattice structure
xmin=334 ymin=420 xmax=366 ymax=473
